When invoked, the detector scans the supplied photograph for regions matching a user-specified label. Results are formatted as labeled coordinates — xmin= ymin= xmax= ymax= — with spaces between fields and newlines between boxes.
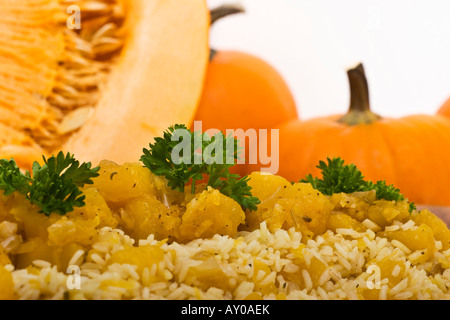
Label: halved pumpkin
xmin=0 ymin=0 xmax=210 ymax=168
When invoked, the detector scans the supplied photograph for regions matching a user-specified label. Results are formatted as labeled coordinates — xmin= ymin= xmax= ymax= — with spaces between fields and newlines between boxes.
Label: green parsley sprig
xmin=0 ymin=159 xmax=32 ymax=196
xmin=140 ymin=124 xmax=261 ymax=211
xmin=0 ymin=152 xmax=100 ymax=216
xmin=301 ymin=157 xmax=416 ymax=212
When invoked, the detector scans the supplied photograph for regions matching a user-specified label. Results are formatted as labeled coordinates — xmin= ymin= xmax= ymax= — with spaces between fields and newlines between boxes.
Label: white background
xmin=207 ymin=0 xmax=450 ymax=120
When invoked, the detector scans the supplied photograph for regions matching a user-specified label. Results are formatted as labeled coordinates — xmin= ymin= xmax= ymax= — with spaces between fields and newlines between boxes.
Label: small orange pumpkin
xmin=193 ymin=4 xmax=298 ymax=176
xmin=437 ymin=97 xmax=450 ymax=117
xmin=275 ymin=63 xmax=450 ymax=206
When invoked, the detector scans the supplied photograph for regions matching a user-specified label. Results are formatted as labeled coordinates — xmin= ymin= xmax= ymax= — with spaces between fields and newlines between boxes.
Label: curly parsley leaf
xmin=0 ymin=152 xmax=100 ymax=216
xmin=140 ymin=125 xmax=260 ymax=211
xmin=28 ymin=152 xmax=100 ymax=216
xmin=301 ymin=157 xmax=416 ymax=212
xmin=302 ymin=158 xmax=368 ymax=195
xmin=0 ymin=159 xmax=31 ymax=196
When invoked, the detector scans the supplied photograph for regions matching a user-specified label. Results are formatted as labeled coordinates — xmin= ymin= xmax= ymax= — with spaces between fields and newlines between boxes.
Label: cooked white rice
xmin=8 ymin=219 xmax=450 ymax=300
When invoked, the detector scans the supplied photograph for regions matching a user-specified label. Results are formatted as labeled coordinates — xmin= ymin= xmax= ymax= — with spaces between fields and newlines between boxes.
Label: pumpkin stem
xmin=209 ymin=4 xmax=245 ymax=61
xmin=338 ymin=63 xmax=381 ymax=125
xmin=210 ymin=4 xmax=246 ymax=26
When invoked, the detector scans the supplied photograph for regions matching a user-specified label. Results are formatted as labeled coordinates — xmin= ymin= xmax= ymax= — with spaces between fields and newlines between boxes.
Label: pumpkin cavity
xmin=0 ymin=0 xmax=126 ymax=154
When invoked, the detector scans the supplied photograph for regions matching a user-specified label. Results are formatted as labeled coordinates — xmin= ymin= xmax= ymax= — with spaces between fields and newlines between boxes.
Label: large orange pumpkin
xmin=0 ymin=0 xmax=210 ymax=169
xmin=276 ymin=63 xmax=450 ymax=206
xmin=193 ymin=4 xmax=298 ymax=175
xmin=437 ymin=97 xmax=450 ymax=117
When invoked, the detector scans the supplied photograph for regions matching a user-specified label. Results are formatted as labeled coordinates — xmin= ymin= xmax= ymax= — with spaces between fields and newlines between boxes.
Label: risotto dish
xmin=0 ymin=158 xmax=449 ymax=300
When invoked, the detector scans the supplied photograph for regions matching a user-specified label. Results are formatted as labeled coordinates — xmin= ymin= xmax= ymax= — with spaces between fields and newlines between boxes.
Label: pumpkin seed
xmin=91 ymin=22 xmax=118 ymax=42
xmin=93 ymin=37 xmax=123 ymax=56
xmin=58 ymin=106 xmax=95 ymax=135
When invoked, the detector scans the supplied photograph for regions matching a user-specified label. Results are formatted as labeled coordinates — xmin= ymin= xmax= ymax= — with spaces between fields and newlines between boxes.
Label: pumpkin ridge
xmin=377 ymin=117 xmax=441 ymax=205
xmin=369 ymin=122 xmax=398 ymax=187
xmin=414 ymin=115 xmax=450 ymax=202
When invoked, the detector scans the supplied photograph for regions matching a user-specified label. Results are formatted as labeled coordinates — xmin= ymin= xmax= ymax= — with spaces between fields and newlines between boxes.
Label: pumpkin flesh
xmin=65 ymin=0 xmax=210 ymax=165
xmin=0 ymin=0 xmax=126 ymax=167
xmin=0 ymin=0 xmax=210 ymax=168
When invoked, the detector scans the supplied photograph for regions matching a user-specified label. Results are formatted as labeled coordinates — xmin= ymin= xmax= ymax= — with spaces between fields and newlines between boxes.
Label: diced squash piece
xmin=148 ymin=173 xmax=187 ymax=206
xmin=178 ymin=188 xmax=245 ymax=242
xmin=382 ymin=223 xmax=436 ymax=264
xmin=375 ymin=251 xmax=406 ymax=285
xmin=366 ymin=200 xmax=411 ymax=228
xmin=52 ymin=243 xmax=86 ymax=272
xmin=16 ymin=241 xmax=85 ymax=272
xmin=252 ymin=258 xmax=277 ymax=295
xmin=99 ymin=279 xmax=137 ymax=293
xmin=92 ymin=161 xmax=157 ymax=204
xmin=9 ymin=194 xmax=60 ymax=240
xmin=282 ymin=246 xmax=326 ymax=290
xmin=329 ymin=191 xmax=376 ymax=222
xmin=184 ymin=257 xmax=230 ymax=291
xmin=121 ymin=195 xmax=181 ymax=241
xmin=281 ymin=183 xmax=334 ymax=235
xmin=0 ymin=193 xmax=11 ymax=222
xmin=107 ymin=245 xmax=165 ymax=282
xmin=247 ymin=172 xmax=291 ymax=202
xmin=244 ymin=181 xmax=333 ymax=239
xmin=14 ymin=238 xmax=53 ymax=269
xmin=69 ymin=187 xmax=118 ymax=229
xmin=243 ymin=172 xmax=292 ymax=231
xmin=305 ymin=256 xmax=327 ymax=288
xmin=47 ymin=216 xmax=98 ymax=247
xmin=244 ymin=200 xmax=290 ymax=234
xmin=0 ymin=244 xmax=11 ymax=266
xmin=360 ymin=287 xmax=380 ymax=300
xmin=0 ymin=266 xmax=15 ymax=300
xmin=327 ymin=213 xmax=365 ymax=233
xmin=412 ymin=209 xmax=450 ymax=250
xmin=0 ymin=221 xmax=21 ymax=254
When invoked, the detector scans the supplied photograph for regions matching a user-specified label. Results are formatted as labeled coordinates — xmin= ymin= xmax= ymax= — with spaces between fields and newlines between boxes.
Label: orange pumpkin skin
xmin=273 ymin=64 xmax=450 ymax=206
xmin=277 ymin=115 xmax=450 ymax=206
xmin=193 ymin=50 xmax=298 ymax=176
xmin=194 ymin=50 xmax=298 ymax=132
xmin=437 ymin=97 xmax=450 ymax=117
